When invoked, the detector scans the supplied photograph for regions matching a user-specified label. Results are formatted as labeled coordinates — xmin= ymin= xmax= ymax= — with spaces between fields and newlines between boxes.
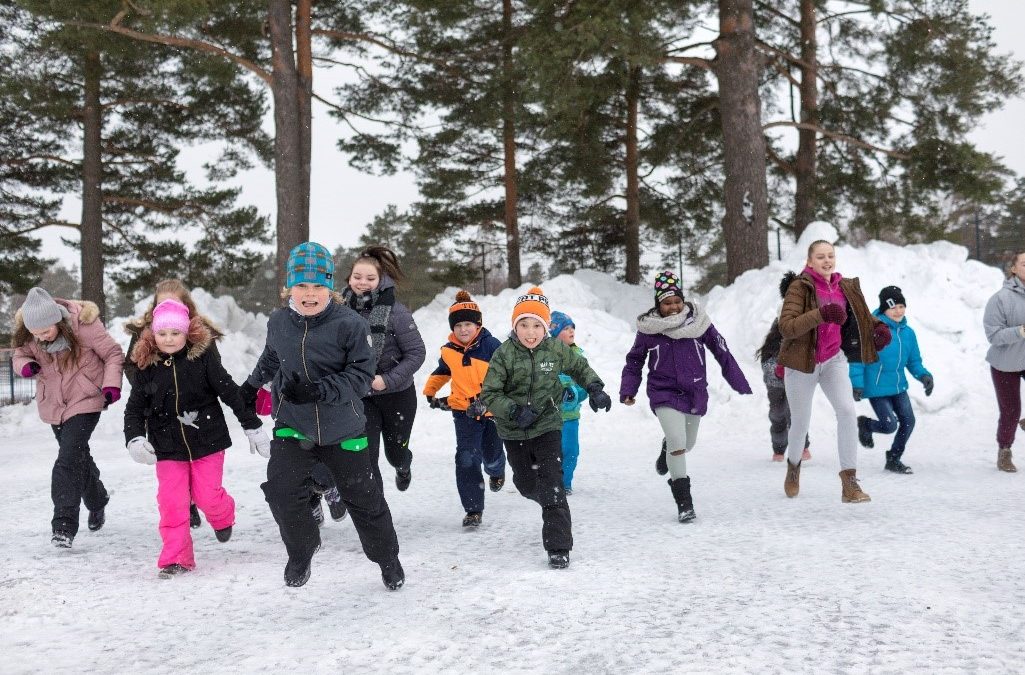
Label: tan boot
xmin=998 ymin=448 xmax=1017 ymax=473
xmin=784 ymin=460 xmax=801 ymax=498
xmin=839 ymin=469 xmax=871 ymax=503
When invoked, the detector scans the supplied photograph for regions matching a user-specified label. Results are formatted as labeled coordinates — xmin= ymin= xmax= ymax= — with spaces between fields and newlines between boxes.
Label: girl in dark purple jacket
xmin=620 ymin=271 xmax=752 ymax=522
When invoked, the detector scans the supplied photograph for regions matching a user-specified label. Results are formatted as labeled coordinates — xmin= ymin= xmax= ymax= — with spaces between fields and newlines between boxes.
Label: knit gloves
xmin=872 ymin=322 xmax=892 ymax=350
xmin=819 ymin=303 xmax=847 ymax=325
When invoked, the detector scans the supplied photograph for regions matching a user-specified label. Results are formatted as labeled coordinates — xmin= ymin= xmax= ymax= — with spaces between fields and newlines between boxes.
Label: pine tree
xmin=1 ymin=2 xmax=270 ymax=318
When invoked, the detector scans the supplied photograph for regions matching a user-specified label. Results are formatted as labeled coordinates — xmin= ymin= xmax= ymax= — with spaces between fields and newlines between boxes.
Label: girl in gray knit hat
xmin=12 ymin=287 xmax=125 ymax=549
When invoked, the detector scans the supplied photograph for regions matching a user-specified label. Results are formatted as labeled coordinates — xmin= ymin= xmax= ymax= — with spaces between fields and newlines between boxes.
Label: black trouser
xmin=50 ymin=412 xmax=107 ymax=536
xmin=364 ymin=384 xmax=417 ymax=488
xmin=262 ymin=431 xmax=399 ymax=567
xmin=504 ymin=429 xmax=572 ymax=552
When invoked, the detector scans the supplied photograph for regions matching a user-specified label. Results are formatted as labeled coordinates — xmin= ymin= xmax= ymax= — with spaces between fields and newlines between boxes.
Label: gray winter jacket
xmin=984 ymin=275 xmax=1025 ymax=372
xmin=342 ymin=275 xmax=426 ymax=396
xmin=247 ymin=301 xmax=375 ymax=446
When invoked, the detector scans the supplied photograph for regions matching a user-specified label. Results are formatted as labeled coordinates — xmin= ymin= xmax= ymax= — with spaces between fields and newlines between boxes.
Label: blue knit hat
xmin=549 ymin=310 xmax=574 ymax=338
xmin=285 ymin=242 xmax=334 ymax=289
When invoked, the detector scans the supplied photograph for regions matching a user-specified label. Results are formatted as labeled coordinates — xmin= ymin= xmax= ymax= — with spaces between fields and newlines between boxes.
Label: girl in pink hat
xmin=123 ymin=299 xmax=270 ymax=579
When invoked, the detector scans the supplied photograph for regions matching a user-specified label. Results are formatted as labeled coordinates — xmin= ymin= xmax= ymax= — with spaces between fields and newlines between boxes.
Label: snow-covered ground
xmin=3 ymin=223 xmax=1023 ymax=673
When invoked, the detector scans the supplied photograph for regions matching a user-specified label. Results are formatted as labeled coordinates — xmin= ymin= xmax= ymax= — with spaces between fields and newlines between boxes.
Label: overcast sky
xmin=37 ymin=1 xmax=1025 ymax=270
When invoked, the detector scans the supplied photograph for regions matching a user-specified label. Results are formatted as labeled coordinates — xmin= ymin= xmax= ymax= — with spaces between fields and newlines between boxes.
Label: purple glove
xmin=872 ymin=323 xmax=892 ymax=350
xmin=819 ymin=303 xmax=847 ymax=325
xmin=21 ymin=362 xmax=41 ymax=378
xmin=102 ymin=387 xmax=121 ymax=406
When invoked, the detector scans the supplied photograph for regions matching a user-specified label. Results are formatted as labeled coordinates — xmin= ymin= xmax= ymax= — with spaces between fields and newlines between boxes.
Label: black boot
xmin=885 ymin=450 xmax=913 ymax=474
xmin=668 ymin=477 xmax=696 ymax=523
xmin=857 ymin=416 xmax=875 ymax=449
xmin=655 ymin=439 xmax=668 ymax=476
xmin=88 ymin=506 xmax=105 ymax=532
xmin=381 ymin=558 xmax=405 ymax=590
xmin=189 ymin=503 xmax=202 ymax=529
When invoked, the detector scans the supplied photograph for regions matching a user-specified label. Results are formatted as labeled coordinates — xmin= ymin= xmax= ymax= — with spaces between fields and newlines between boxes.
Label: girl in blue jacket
xmin=849 ymin=286 xmax=934 ymax=474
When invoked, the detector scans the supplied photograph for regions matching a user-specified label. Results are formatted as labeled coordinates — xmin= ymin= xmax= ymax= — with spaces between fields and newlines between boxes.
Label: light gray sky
xmin=38 ymin=1 xmax=1025 ymax=270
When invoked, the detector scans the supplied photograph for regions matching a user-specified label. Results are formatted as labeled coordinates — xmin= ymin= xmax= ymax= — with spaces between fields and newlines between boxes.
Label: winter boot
xmin=668 ymin=477 xmax=696 ymax=523
xmin=395 ymin=467 xmax=412 ymax=492
xmin=310 ymin=494 xmax=325 ymax=526
xmin=189 ymin=503 xmax=202 ymax=529
xmin=158 ymin=563 xmax=190 ymax=579
xmin=884 ymin=450 xmax=913 ymax=474
xmin=284 ymin=543 xmax=320 ymax=588
xmin=784 ymin=460 xmax=801 ymax=498
xmin=857 ymin=416 xmax=874 ymax=449
xmin=839 ymin=469 xmax=871 ymax=503
xmin=324 ymin=487 xmax=347 ymax=521
xmin=462 ymin=511 xmax=482 ymax=528
xmin=87 ymin=506 xmax=105 ymax=532
xmin=656 ymin=439 xmax=669 ymax=476
xmin=51 ymin=531 xmax=74 ymax=549
xmin=489 ymin=475 xmax=505 ymax=492
xmin=547 ymin=550 xmax=570 ymax=569
xmin=215 ymin=526 xmax=233 ymax=543
xmin=998 ymin=448 xmax=1017 ymax=473
xmin=381 ymin=558 xmax=405 ymax=590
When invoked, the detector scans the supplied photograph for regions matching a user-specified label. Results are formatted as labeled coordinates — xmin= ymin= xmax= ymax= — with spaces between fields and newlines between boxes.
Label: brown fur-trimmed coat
xmin=123 ymin=314 xmax=224 ymax=387
xmin=777 ymin=271 xmax=882 ymax=374
xmin=123 ymin=318 xmax=259 ymax=462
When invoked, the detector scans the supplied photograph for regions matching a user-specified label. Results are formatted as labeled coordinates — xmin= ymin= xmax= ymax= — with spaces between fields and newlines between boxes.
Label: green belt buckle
xmin=340 ymin=436 xmax=368 ymax=452
xmin=275 ymin=427 xmax=308 ymax=441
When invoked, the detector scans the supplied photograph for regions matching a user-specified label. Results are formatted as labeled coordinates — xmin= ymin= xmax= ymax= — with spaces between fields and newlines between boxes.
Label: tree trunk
xmin=80 ymin=50 xmax=106 ymax=320
xmin=793 ymin=0 xmax=818 ymax=237
xmin=269 ymin=0 xmax=307 ymax=288
xmin=714 ymin=0 xmax=769 ymax=283
xmin=501 ymin=0 xmax=521 ymax=288
xmin=624 ymin=64 xmax=642 ymax=285
xmin=296 ymin=0 xmax=313 ymax=231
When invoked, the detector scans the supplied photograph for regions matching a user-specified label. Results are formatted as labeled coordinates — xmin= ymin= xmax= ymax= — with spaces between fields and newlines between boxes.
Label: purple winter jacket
xmin=619 ymin=302 xmax=752 ymax=416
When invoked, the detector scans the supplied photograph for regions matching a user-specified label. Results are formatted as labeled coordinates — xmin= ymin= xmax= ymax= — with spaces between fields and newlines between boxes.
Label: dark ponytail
xmin=351 ymin=245 xmax=405 ymax=284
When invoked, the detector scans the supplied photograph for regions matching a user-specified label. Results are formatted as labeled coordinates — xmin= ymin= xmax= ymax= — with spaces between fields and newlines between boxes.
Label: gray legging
xmin=654 ymin=407 xmax=701 ymax=479
xmin=783 ymin=352 xmax=858 ymax=469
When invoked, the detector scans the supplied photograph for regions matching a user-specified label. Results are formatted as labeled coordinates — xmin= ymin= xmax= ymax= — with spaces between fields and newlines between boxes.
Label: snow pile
xmin=2 ymin=227 xmax=1022 ymax=673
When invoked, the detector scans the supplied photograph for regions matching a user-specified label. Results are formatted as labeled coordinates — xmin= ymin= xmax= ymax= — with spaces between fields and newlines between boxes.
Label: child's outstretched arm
xmin=619 ymin=333 xmax=648 ymax=403
xmin=205 ymin=351 xmax=262 ymax=431
xmin=317 ymin=320 xmax=376 ymax=403
xmin=247 ymin=343 xmax=280 ymax=387
xmin=559 ymin=342 xmax=611 ymax=412
xmin=702 ymin=324 xmax=752 ymax=394
xmin=906 ymin=330 xmax=933 ymax=395
xmin=481 ymin=348 xmax=516 ymax=419
xmin=380 ymin=306 xmax=427 ymax=391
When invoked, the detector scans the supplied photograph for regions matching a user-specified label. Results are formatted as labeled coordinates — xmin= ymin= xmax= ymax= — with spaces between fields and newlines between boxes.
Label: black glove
xmin=281 ymin=373 xmax=320 ymax=405
xmin=466 ymin=397 xmax=487 ymax=420
xmin=586 ymin=382 xmax=612 ymax=412
xmin=562 ymin=388 xmax=576 ymax=405
xmin=920 ymin=375 xmax=934 ymax=397
xmin=510 ymin=404 xmax=540 ymax=429
xmin=239 ymin=381 xmax=259 ymax=413
xmin=852 ymin=388 xmax=864 ymax=402
xmin=427 ymin=395 xmax=451 ymax=411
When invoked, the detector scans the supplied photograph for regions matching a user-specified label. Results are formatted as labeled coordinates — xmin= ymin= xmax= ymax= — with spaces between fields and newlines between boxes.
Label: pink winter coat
xmin=12 ymin=300 xmax=124 ymax=425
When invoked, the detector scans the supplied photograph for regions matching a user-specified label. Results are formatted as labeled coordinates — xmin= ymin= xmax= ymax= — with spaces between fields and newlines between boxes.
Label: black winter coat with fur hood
xmin=123 ymin=318 xmax=260 ymax=462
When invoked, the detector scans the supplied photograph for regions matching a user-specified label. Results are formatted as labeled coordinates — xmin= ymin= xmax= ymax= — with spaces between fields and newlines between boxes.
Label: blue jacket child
xmin=849 ymin=285 xmax=934 ymax=473
xmin=550 ymin=311 xmax=588 ymax=493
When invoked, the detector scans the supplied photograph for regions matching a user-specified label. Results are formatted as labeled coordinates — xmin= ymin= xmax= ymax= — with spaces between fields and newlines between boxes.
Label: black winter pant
xmin=50 ymin=412 xmax=107 ymax=536
xmin=261 ymin=430 xmax=399 ymax=567
xmin=364 ymin=384 xmax=417 ymax=489
xmin=767 ymin=386 xmax=809 ymax=454
xmin=504 ymin=429 xmax=572 ymax=552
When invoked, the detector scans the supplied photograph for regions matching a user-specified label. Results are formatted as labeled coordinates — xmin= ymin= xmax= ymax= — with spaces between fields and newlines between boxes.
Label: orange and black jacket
xmin=423 ymin=327 xmax=501 ymax=412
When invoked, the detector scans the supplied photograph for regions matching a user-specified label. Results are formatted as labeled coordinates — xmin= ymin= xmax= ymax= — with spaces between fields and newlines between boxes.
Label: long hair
xmin=755 ymin=318 xmax=783 ymax=364
xmin=127 ymin=279 xmax=200 ymax=331
xmin=12 ymin=318 xmax=81 ymax=372
xmin=348 ymin=246 xmax=405 ymax=284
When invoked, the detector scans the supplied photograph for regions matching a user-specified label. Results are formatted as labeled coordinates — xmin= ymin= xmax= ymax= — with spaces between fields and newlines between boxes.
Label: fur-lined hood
xmin=779 ymin=271 xmax=800 ymax=299
xmin=11 ymin=299 xmax=100 ymax=348
xmin=130 ymin=315 xmax=215 ymax=368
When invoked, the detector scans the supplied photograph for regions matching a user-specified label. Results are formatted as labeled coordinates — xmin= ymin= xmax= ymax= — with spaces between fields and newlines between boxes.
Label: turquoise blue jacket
xmin=849 ymin=310 xmax=931 ymax=398
xmin=559 ymin=344 xmax=589 ymax=421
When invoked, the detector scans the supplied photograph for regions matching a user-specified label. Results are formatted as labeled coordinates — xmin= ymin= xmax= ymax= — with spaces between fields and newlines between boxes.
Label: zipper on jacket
xmin=299 ymin=319 xmax=322 ymax=445
xmin=170 ymin=358 xmax=193 ymax=461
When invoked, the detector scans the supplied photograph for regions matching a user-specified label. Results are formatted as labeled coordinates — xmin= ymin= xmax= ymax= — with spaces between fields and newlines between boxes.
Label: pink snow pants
xmin=155 ymin=451 xmax=235 ymax=569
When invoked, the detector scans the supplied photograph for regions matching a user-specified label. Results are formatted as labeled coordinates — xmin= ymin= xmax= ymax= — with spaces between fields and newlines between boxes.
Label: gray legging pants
xmin=655 ymin=407 xmax=701 ymax=479
xmin=784 ymin=352 xmax=859 ymax=470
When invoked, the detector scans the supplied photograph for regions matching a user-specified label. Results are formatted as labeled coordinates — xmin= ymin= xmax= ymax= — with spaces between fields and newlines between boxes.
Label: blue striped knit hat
xmin=549 ymin=311 xmax=574 ymax=338
xmin=286 ymin=242 xmax=334 ymax=289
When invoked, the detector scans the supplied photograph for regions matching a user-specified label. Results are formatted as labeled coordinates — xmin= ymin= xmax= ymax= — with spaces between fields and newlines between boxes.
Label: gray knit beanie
xmin=21 ymin=287 xmax=68 ymax=331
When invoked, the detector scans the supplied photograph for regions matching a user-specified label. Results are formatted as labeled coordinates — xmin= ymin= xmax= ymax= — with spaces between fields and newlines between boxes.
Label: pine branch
xmin=763 ymin=121 xmax=909 ymax=159
xmin=4 ymin=220 xmax=80 ymax=235
xmin=2 ymin=155 xmax=79 ymax=168
xmin=311 ymin=29 xmax=448 ymax=67
xmin=661 ymin=55 xmax=713 ymax=71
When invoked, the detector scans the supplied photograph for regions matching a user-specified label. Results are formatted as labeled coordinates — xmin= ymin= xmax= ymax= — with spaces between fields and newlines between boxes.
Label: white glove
xmin=127 ymin=436 xmax=157 ymax=465
xmin=245 ymin=428 xmax=271 ymax=458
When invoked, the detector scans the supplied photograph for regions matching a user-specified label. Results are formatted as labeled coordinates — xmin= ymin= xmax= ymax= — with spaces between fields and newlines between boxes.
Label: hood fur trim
xmin=11 ymin=299 xmax=99 ymax=348
xmin=131 ymin=315 xmax=214 ymax=368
